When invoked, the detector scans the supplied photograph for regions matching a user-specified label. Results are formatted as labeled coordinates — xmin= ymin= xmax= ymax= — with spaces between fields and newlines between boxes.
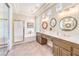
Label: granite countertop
xmin=40 ymin=32 xmax=79 ymax=45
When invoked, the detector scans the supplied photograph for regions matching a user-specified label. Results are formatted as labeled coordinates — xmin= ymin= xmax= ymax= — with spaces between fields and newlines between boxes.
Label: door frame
xmin=13 ymin=20 xmax=25 ymax=43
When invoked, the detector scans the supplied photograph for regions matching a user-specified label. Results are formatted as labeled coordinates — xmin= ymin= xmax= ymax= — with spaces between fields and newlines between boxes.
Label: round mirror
xmin=50 ymin=18 xmax=57 ymax=27
xmin=42 ymin=21 xmax=48 ymax=29
xmin=59 ymin=16 xmax=77 ymax=31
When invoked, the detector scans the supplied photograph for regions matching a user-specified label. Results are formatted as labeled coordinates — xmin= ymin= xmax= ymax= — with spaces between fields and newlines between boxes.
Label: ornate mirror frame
xmin=42 ymin=21 xmax=48 ymax=29
xmin=50 ymin=18 xmax=57 ymax=28
xmin=59 ymin=16 xmax=77 ymax=31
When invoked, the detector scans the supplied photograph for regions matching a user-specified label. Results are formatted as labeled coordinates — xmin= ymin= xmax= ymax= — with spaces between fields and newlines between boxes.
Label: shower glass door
xmin=0 ymin=3 xmax=9 ymax=56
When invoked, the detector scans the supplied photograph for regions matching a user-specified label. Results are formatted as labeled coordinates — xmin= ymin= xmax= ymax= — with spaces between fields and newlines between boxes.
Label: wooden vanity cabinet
xmin=53 ymin=37 xmax=72 ymax=56
xmin=53 ymin=44 xmax=60 ymax=56
xmin=36 ymin=32 xmax=79 ymax=56
xmin=53 ymin=40 xmax=79 ymax=56
xmin=36 ymin=33 xmax=47 ymax=45
xmin=59 ymin=48 xmax=71 ymax=56
xmin=72 ymin=48 xmax=79 ymax=56
xmin=36 ymin=33 xmax=41 ymax=43
xmin=53 ymin=43 xmax=71 ymax=56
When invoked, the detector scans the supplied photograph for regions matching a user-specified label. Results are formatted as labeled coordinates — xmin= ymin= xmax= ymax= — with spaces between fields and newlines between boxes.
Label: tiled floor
xmin=7 ymin=41 xmax=53 ymax=56
xmin=0 ymin=47 xmax=8 ymax=56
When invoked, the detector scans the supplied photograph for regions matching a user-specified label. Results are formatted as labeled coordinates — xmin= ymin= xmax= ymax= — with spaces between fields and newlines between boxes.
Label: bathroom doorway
xmin=14 ymin=20 xmax=24 ymax=43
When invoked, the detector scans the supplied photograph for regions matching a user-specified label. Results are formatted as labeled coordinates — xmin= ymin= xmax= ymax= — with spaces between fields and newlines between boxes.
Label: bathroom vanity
xmin=36 ymin=32 xmax=79 ymax=56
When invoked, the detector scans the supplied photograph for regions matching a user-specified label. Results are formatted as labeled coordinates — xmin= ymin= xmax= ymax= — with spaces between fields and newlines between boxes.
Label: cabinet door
xmin=41 ymin=37 xmax=47 ymax=45
xmin=36 ymin=35 xmax=41 ymax=43
xmin=53 ymin=44 xmax=60 ymax=56
xmin=36 ymin=35 xmax=38 ymax=42
xmin=73 ymin=48 xmax=79 ymax=56
xmin=60 ymin=48 xmax=71 ymax=56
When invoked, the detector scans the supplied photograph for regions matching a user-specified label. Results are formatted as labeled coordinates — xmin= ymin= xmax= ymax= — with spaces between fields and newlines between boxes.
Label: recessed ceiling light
xmin=36 ymin=4 xmax=41 ymax=7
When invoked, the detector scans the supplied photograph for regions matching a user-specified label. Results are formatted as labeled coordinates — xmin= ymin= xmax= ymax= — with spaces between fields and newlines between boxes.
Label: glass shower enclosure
xmin=0 ymin=3 xmax=9 ymax=56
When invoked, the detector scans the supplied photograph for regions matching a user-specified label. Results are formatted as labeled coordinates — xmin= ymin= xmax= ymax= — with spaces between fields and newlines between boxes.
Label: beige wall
xmin=13 ymin=13 xmax=27 ymax=20
xmin=13 ymin=13 xmax=36 ymax=43
xmin=36 ymin=3 xmax=79 ymax=38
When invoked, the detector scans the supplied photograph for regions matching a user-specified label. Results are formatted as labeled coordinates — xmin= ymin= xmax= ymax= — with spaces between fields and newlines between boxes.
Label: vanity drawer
xmin=73 ymin=48 xmax=79 ymax=56
xmin=41 ymin=34 xmax=46 ymax=38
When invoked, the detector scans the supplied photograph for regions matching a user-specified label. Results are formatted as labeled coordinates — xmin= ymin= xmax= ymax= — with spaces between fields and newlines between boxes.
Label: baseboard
xmin=0 ymin=44 xmax=8 ymax=48
xmin=13 ymin=36 xmax=36 ymax=46
xmin=13 ymin=40 xmax=36 ymax=47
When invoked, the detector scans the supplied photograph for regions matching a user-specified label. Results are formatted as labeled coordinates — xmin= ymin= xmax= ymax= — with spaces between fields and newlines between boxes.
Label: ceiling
xmin=11 ymin=3 xmax=43 ymax=16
